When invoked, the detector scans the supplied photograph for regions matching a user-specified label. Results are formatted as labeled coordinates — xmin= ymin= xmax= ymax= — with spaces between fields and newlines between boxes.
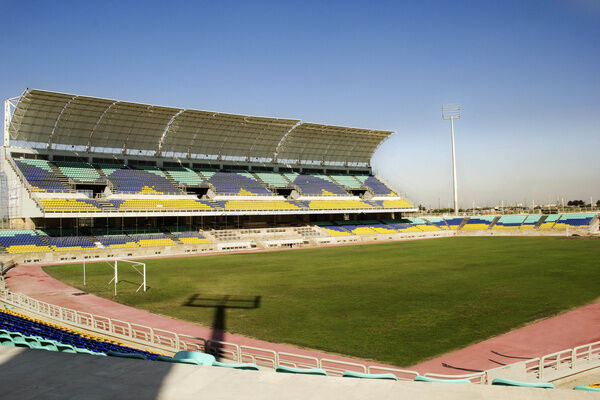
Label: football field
xmin=44 ymin=236 xmax=600 ymax=367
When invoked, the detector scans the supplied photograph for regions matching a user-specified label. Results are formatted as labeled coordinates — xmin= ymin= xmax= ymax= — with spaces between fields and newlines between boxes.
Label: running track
xmin=6 ymin=263 xmax=600 ymax=375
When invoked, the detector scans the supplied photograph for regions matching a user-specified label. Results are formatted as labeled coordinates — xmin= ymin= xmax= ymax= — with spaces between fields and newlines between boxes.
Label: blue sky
xmin=1 ymin=0 xmax=598 ymax=207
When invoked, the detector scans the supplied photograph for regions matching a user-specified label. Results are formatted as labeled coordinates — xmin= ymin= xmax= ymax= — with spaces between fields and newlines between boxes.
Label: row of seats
xmin=0 ymin=229 xmax=211 ymax=253
xmin=0 ymin=309 xmax=161 ymax=359
xmin=38 ymin=198 xmax=415 ymax=213
xmin=13 ymin=158 xmax=400 ymax=196
xmin=315 ymin=213 xmax=598 ymax=237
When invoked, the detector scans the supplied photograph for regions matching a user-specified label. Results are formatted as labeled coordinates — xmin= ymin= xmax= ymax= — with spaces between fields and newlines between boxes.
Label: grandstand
xmin=0 ymin=89 xmax=598 ymax=262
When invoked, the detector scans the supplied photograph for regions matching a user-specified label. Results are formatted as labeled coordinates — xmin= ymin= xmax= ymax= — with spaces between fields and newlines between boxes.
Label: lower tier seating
xmin=462 ymin=216 xmax=495 ymax=230
xmin=0 ymin=230 xmax=52 ymax=254
xmin=306 ymin=200 xmax=373 ymax=210
xmin=493 ymin=215 xmax=527 ymax=229
xmin=0 ymin=309 xmax=160 ymax=359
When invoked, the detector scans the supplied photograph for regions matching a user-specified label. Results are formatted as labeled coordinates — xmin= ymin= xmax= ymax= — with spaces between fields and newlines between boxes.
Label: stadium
xmin=0 ymin=86 xmax=599 ymax=399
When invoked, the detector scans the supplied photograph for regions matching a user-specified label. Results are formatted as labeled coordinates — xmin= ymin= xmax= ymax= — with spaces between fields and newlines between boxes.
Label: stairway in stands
xmin=161 ymin=228 xmax=183 ymax=244
xmin=48 ymin=163 xmax=75 ymax=192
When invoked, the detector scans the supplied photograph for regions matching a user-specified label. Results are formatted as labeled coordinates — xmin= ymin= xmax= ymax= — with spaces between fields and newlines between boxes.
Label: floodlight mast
xmin=442 ymin=104 xmax=461 ymax=216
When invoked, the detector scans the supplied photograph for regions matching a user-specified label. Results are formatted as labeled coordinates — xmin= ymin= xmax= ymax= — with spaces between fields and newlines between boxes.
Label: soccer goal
xmin=83 ymin=258 xmax=146 ymax=296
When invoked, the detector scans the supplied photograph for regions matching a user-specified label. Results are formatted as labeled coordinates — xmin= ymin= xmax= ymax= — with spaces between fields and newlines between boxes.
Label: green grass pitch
xmin=44 ymin=236 xmax=600 ymax=367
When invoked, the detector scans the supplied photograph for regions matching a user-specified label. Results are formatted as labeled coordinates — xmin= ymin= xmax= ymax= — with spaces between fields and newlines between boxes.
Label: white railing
xmin=0 ymin=288 xmax=416 ymax=378
xmin=3 ymin=287 xmax=600 ymax=383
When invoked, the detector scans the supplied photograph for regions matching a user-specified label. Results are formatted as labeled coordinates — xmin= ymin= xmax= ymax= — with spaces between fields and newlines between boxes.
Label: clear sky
xmin=1 ymin=0 xmax=598 ymax=208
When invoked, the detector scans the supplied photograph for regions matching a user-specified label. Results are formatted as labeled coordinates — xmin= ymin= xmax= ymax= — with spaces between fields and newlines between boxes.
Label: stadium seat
xmin=13 ymin=159 xmax=69 ymax=192
xmin=493 ymin=215 xmax=526 ymax=229
xmin=414 ymin=375 xmax=472 ymax=384
xmin=491 ymin=378 xmax=555 ymax=389
xmin=275 ymin=365 xmax=328 ymax=376
xmin=354 ymin=175 xmax=395 ymax=195
xmin=424 ymin=217 xmax=448 ymax=230
xmin=203 ymin=170 xmax=272 ymax=195
xmin=172 ymin=350 xmax=216 ymax=366
xmin=40 ymin=198 xmax=103 ymax=213
xmin=521 ymin=214 xmax=542 ymax=229
xmin=444 ymin=217 xmax=464 ymax=230
xmin=462 ymin=216 xmax=495 ymax=230
xmin=538 ymin=214 xmax=561 ymax=229
xmin=553 ymin=213 xmax=596 ymax=229
xmin=288 ymin=174 xmax=348 ymax=196
xmin=573 ymin=386 xmax=600 ymax=392
xmin=342 ymin=371 xmax=398 ymax=380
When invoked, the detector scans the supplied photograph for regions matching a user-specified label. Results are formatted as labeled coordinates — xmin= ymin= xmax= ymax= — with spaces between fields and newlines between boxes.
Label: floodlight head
xmin=442 ymin=104 xmax=461 ymax=120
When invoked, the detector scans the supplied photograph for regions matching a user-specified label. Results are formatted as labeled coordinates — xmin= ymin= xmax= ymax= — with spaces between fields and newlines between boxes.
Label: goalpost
xmin=83 ymin=258 xmax=146 ymax=296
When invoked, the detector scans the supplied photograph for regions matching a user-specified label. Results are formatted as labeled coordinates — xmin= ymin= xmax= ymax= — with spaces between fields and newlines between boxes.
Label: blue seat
xmin=342 ymin=371 xmax=398 ymax=380
xmin=275 ymin=365 xmax=328 ymax=376
xmin=491 ymin=378 xmax=555 ymax=389
xmin=213 ymin=361 xmax=259 ymax=370
xmin=414 ymin=375 xmax=472 ymax=384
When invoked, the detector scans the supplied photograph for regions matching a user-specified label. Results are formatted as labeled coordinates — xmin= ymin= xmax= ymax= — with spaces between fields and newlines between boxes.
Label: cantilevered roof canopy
xmin=6 ymin=89 xmax=393 ymax=166
xmin=160 ymin=110 xmax=299 ymax=162
xmin=276 ymin=123 xmax=392 ymax=166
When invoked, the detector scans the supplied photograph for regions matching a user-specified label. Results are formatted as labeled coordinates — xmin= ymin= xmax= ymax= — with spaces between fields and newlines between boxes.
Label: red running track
xmin=6 ymin=264 xmax=600 ymax=375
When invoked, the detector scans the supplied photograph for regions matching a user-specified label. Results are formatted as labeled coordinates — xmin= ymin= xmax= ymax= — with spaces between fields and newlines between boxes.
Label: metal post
xmin=83 ymin=261 xmax=86 ymax=286
xmin=114 ymin=260 xmax=118 ymax=296
xmin=143 ymin=264 xmax=146 ymax=292
xmin=443 ymin=104 xmax=461 ymax=216
xmin=450 ymin=118 xmax=458 ymax=215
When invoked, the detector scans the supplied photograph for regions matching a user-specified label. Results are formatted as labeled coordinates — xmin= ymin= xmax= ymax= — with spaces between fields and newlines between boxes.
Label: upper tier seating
xmin=254 ymin=172 xmax=291 ymax=187
xmin=288 ymin=174 xmax=348 ymax=196
xmin=222 ymin=200 xmax=302 ymax=211
xmin=354 ymin=175 xmax=394 ymax=195
xmin=305 ymin=200 xmax=373 ymax=210
xmin=313 ymin=222 xmax=351 ymax=236
xmin=13 ymin=159 xmax=68 ymax=192
xmin=462 ymin=216 xmax=495 ymax=230
xmin=521 ymin=214 xmax=542 ymax=229
xmin=203 ymin=171 xmax=272 ymax=195
xmin=110 ymin=199 xmax=214 ymax=212
xmin=329 ymin=174 xmax=363 ymax=189
xmin=538 ymin=214 xmax=561 ymax=229
xmin=54 ymin=161 xmax=102 ymax=183
xmin=424 ymin=217 xmax=448 ymax=229
xmin=444 ymin=217 xmax=464 ymax=230
xmin=40 ymin=198 xmax=103 ymax=213
xmin=0 ymin=230 xmax=51 ymax=254
xmin=553 ymin=213 xmax=596 ymax=229
xmin=100 ymin=165 xmax=181 ymax=194
xmin=373 ymin=200 xmax=414 ymax=209
xmin=494 ymin=215 xmax=527 ymax=229
xmin=0 ymin=309 xmax=160 ymax=359
xmin=163 ymin=167 xmax=205 ymax=186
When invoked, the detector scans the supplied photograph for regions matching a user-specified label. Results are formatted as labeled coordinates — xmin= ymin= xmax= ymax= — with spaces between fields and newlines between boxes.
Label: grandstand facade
xmin=1 ymin=89 xmax=598 ymax=262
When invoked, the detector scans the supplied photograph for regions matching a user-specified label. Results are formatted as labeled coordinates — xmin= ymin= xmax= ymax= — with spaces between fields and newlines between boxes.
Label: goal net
xmin=82 ymin=258 xmax=146 ymax=296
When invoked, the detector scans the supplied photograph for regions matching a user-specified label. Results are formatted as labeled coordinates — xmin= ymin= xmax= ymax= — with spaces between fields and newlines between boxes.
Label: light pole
xmin=443 ymin=104 xmax=461 ymax=216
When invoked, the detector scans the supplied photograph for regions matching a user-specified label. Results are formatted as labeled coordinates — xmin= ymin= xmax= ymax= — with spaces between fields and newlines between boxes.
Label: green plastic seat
xmin=11 ymin=337 xmax=32 ymax=348
xmin=414 ymin=375 xmax=472 ymax=384
xmin=573 ymin=386 xmax=600 ymax=392
xmin=107 ymin=350 xmax=147 ymax=360
xmin=55 ymin=343 xmax=77 ymax=353
xmin=0 ymin=340 xmax=15 ymax=347
xmin=491 ymin=378 xmax=555 ymax=389
xmin=275 ymin=365 xmax=328 ymax=376
xmin=213 ymin=361 xmax=259 ymax=370
xmin=342 ymin=371 xmax=398 ymax=380
xmin=172 ymin=351 xmax=215 ymax=366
